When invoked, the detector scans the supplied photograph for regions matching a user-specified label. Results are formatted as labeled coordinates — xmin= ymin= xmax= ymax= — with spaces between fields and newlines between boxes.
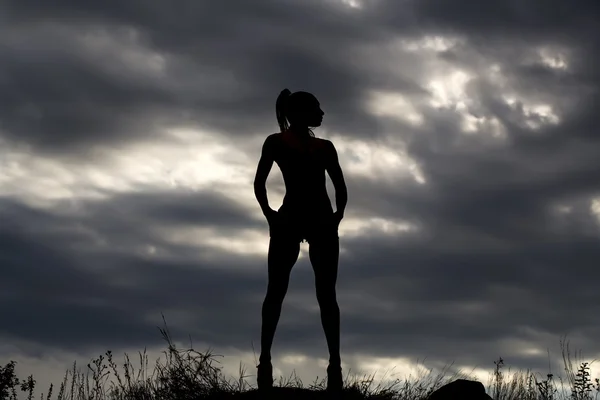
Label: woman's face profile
xmin=292 ymin=94 xmax=325 ymax=128
xmin=306 ymin=98 xmax=325 ymax=127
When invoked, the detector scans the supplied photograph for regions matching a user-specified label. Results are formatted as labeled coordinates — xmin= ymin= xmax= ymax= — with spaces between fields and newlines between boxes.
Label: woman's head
xmin=276 ymin=89 xmax=324 ymax=133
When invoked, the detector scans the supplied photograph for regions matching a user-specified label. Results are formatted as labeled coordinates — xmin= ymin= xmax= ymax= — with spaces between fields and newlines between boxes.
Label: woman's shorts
xmin=269 ymin=210 xmax=339 ymax=244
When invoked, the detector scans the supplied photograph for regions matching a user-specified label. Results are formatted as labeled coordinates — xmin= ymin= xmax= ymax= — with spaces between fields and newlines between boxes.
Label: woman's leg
xmin=308 ymin=235 xmax=341 ymax=366
xmin=260 ymin=236 xmax=301 ymax=363
xmin=309 ymin=235 xmax=343 ymax=391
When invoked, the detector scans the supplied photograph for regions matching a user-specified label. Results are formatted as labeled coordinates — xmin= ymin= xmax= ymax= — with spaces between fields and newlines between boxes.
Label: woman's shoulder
xmin=265 ymin=132 xmax=283 ymax=145
xmin=314 ymin=137 xmax=329 ymax=146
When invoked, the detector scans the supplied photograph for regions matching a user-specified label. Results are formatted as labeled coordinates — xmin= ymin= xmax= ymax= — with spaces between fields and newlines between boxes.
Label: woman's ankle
xmin=328 ymin=356 xmax=341 ymax=367
xmin=259 ymin=354 xmax=272 ymax=364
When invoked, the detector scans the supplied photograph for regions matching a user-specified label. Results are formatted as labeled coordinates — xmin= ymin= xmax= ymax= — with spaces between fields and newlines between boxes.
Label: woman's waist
xmin=279 ymin=199 xmax=333 ymax=215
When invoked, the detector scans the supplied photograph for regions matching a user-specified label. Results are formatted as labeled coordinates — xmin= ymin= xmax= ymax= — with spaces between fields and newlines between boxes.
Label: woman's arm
xmin=254 ymin=135 xmax=277 ymax=217
xmin=325 ymin=140 xmax=347 ymax=217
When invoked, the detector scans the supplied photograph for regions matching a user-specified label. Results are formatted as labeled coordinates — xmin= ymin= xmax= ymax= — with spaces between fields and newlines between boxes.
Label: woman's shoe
xmin=326 ymin=364 xmax=343 ymax=393
xmin=257 ymin=362 xmax=273 ymax=390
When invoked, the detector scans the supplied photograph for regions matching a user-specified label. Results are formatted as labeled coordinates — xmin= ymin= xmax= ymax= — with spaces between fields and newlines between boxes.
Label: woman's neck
xmin=289 ymin=125 xmax=311 ymax=138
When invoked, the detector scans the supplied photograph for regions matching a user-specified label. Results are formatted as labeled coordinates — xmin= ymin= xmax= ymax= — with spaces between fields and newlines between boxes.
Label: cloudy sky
xmin=2 ymin=0 xmax=600 ymax=393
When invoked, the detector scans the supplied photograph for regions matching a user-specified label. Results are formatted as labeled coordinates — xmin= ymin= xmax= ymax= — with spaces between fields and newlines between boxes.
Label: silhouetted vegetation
xmin=1 ymin=321 xmax=599 ymax=400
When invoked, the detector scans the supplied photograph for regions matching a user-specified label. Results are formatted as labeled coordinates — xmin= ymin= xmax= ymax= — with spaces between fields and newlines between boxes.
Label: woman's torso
xmin=272 ymin=130 xmax=333 ymax=216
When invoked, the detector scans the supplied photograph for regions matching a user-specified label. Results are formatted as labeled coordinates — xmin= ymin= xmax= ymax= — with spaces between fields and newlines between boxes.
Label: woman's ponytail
xmin=276 ymin=88 xmax=292 ymax=132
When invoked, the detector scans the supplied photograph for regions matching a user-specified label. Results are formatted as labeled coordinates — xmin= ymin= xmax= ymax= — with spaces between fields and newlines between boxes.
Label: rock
xmin=427 ymin=379 xmax=493 ymax=400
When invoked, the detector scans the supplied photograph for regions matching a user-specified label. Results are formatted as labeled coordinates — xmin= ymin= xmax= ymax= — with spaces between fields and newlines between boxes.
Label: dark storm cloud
xmin=0 ymin=193 xmax=267 ymax=350
xmin=1 ymin=0 xmax=393 ymax=155
xmin=2 ymin=0 xmax=600 ymax=383
xmin=88 ymin=190 xmax=264 ymax=231
xmin=407 ymin=0 xmax=600 ymax=41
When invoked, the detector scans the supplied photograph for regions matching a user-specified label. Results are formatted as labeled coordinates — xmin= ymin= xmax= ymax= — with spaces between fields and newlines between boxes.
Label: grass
xmin=1 ymin=320 xmax=600 ymax=400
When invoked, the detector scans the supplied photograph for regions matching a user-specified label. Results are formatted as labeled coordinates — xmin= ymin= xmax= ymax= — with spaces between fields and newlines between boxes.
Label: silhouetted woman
xmin=254 ymin=89 xmax=348 ymax=392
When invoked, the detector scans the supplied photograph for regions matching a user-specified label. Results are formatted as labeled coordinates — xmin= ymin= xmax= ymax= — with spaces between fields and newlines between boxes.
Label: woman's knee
xmin=265 ymin=285 xmax=288 ymax=304
xmin=316 ymin=285 xmax=337 ymax=305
